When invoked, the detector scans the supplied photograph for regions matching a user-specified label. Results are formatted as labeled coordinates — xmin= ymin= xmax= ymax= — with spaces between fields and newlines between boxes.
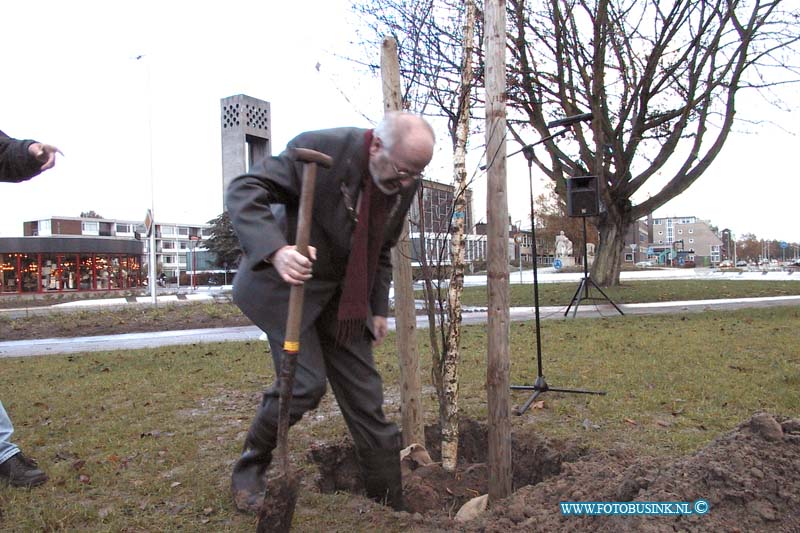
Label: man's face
xmin=369 ymin=137 xmax=429 ymax=195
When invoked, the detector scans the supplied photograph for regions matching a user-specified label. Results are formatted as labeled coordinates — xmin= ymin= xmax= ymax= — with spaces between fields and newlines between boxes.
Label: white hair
xmin=374 ymin=112 xmax=435 ymax=154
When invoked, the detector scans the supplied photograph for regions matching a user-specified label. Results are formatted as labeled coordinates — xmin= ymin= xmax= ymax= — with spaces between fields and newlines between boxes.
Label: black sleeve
xmin=224 ymin=136 xmax=306 ymax=267
xmin=0 ymin=133 xmax=43 ymax=183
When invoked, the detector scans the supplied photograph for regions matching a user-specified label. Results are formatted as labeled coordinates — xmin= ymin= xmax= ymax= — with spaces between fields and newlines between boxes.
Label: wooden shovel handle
xmin=282 ymin=148 xmax=333 ymax=352
xmin=274 ymin=150 xmax=332 ymax=475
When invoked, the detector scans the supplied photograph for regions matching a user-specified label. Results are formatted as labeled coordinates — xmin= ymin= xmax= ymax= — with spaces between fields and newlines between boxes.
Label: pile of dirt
xmin=467 ymin=412 xmax=800 ymax=532
xmin=308 ymin=413 xmax=800 ymax=532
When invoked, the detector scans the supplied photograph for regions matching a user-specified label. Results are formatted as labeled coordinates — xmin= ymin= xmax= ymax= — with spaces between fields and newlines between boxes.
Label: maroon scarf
xmin=337 ymin=130 xmax=390 ymax=341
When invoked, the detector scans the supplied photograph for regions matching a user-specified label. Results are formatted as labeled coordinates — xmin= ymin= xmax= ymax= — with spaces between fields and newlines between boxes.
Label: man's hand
xmin=372 ymin=316 xmax=389 ymax=347
xmin=269 ymin=245 xmax=317 ymax=285
xmin=28 ymin=142 xmax=63 ymax=171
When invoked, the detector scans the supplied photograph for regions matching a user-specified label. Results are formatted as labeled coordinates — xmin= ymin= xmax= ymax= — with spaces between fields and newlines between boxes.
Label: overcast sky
xmin=2 ymin=0 xmax=798 ymax=243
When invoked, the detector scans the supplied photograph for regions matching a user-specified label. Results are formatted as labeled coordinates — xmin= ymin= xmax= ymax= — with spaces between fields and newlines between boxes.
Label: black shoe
xmin=232 ymin=402 xmax=278 ymax=513
xmin=231 ymin=448 xmax=271 ymax=513
xmin=0 ymin=452 xmax=48 ymax=488
xmin=358 ymin=447 xmax=404 ymax=511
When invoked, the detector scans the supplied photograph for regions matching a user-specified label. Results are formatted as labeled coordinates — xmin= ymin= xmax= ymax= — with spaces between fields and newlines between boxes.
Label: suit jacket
xmin=226 ymin=127 xmax=417 ymax=340
xmin=0 ymin=130 xmax=43 ymax=183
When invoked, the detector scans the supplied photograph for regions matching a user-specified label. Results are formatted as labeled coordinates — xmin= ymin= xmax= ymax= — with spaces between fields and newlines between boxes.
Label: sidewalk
xmin=2 ymin=294 xmax=799 ymax=359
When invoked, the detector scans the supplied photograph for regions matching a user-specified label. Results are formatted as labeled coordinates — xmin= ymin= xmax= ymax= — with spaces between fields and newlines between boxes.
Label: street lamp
xmin=136 ymin=54 xmax=157 ymax=305
xmin=514 ymin=220 xmax=523 ymax=283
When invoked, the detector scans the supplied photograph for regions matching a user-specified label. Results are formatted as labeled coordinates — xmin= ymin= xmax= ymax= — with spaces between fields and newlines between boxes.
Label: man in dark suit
xmin=226 ymin=112 xmax=435 ymax=513
xmin=0 ymin=129 xmax=61 ymax=488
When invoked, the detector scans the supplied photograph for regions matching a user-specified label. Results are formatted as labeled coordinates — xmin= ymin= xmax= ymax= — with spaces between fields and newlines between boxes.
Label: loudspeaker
xmin=566 ymin=176 xmax=599 ymax=217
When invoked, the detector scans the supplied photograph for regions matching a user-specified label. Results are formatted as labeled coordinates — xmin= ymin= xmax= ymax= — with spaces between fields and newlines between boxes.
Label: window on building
xmin=116 ymin=223 xmax=132 ymax=234
xmin=82 ymin=221 xmax=99 ymax=235
xmin=38 ymin=220 xmax=52 ymax=236
xmin=178 ymin=227 xmax=189 ymax=236
xmin=161 ymin=226 xmax=176 ymax=236
xmin=0 ymin=253 xmax=20 ymax=293
xmin=162 ymin=241 xmax=175 ymax=250
xmin=201 ymin=227 xmax=213 ymax=237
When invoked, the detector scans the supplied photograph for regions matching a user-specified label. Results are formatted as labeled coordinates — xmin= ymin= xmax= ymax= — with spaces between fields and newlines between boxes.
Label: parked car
xmin=719 ymin=260 xmax=734 ymax=268
xmin=635 ymin=260 xmax=654 ymax=268
xmin=736 ymin=260 xmax=748 ymax=267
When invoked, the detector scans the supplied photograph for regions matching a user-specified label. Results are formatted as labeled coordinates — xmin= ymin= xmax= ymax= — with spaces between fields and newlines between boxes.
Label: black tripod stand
xmin=510 ymin=141 xmax=606 ymax=416
xmin=564 ymin=217 xmax=625 ymax=318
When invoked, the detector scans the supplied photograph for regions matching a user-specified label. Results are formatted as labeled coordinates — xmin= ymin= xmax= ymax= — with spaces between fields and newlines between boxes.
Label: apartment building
xmin=648 ymin=215 xmax=722 ymax=266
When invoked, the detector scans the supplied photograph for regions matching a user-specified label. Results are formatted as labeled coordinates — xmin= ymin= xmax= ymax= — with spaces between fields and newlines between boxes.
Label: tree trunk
xmin=591 ymin=203 xmax=631 ymax=287
xmin=440 ymin=0 xmax=476 ymax=472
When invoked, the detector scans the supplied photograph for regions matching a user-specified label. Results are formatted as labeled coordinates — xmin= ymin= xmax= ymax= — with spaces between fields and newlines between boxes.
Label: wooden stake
xmin=484 ymin=0 xmax=512 ymax=503
xmin=381 ymin=36 xmax=424 ymax=448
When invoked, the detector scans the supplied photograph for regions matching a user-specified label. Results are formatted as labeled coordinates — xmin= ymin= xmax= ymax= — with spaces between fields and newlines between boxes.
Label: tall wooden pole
xmin=381 ymin=36 xmax=424 ymax=448
xmin=484 ymin=0 xmax=512 ymax=502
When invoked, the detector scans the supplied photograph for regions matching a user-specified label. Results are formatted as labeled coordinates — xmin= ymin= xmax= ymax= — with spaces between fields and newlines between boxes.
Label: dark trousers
xmin=253 ymin=298 xmax=399 ymax=452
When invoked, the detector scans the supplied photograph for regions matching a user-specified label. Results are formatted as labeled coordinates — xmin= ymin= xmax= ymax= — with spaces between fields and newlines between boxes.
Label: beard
xmin=368 ymin=157 xmax=401 ymax=196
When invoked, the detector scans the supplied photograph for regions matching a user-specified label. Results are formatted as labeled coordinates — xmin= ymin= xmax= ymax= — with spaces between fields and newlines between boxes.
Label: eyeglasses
xmin=391 ymin=161 xmax=421 ymax=181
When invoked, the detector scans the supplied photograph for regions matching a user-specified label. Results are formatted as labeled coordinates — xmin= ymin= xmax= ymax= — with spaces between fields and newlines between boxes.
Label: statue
xmin=555 ymin=231 xmax=572 ymax=258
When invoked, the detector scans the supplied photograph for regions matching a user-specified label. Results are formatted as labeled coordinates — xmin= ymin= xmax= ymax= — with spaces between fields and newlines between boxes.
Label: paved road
xmin=2 ymin=295 xmax=799 ymax=359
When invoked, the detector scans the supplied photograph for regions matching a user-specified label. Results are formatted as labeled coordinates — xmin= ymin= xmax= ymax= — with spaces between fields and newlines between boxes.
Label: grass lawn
xmin=430 ymin=279 xmax=800 ymax=307
xmin=1 ymin=306 xmax=798 ymax=531
xmin=2 ymin=279 xmax=799 ymax=342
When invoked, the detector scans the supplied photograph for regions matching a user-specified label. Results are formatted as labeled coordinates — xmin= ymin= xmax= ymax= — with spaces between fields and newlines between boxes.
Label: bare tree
xmin=438 ymin=0 xmax=477 ymax=471
xmin=359 ymin=0 xmax=799 ymax=286
xmin=505 ymin=0 xmax=800 ymax=285
xmin=354 ymin=0 xmax=485 ymax=470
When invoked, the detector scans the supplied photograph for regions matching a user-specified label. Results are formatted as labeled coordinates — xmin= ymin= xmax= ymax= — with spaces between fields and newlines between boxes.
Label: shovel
xmin=257 ymin=148 xmax=333 ymax=533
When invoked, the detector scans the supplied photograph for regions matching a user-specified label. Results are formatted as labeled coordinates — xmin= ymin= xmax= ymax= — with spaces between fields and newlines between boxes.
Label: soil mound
xmin=467 ymin=412 xmax=800 ymax=532
xmin=309 ymin=413 xmax=800 ymax=532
